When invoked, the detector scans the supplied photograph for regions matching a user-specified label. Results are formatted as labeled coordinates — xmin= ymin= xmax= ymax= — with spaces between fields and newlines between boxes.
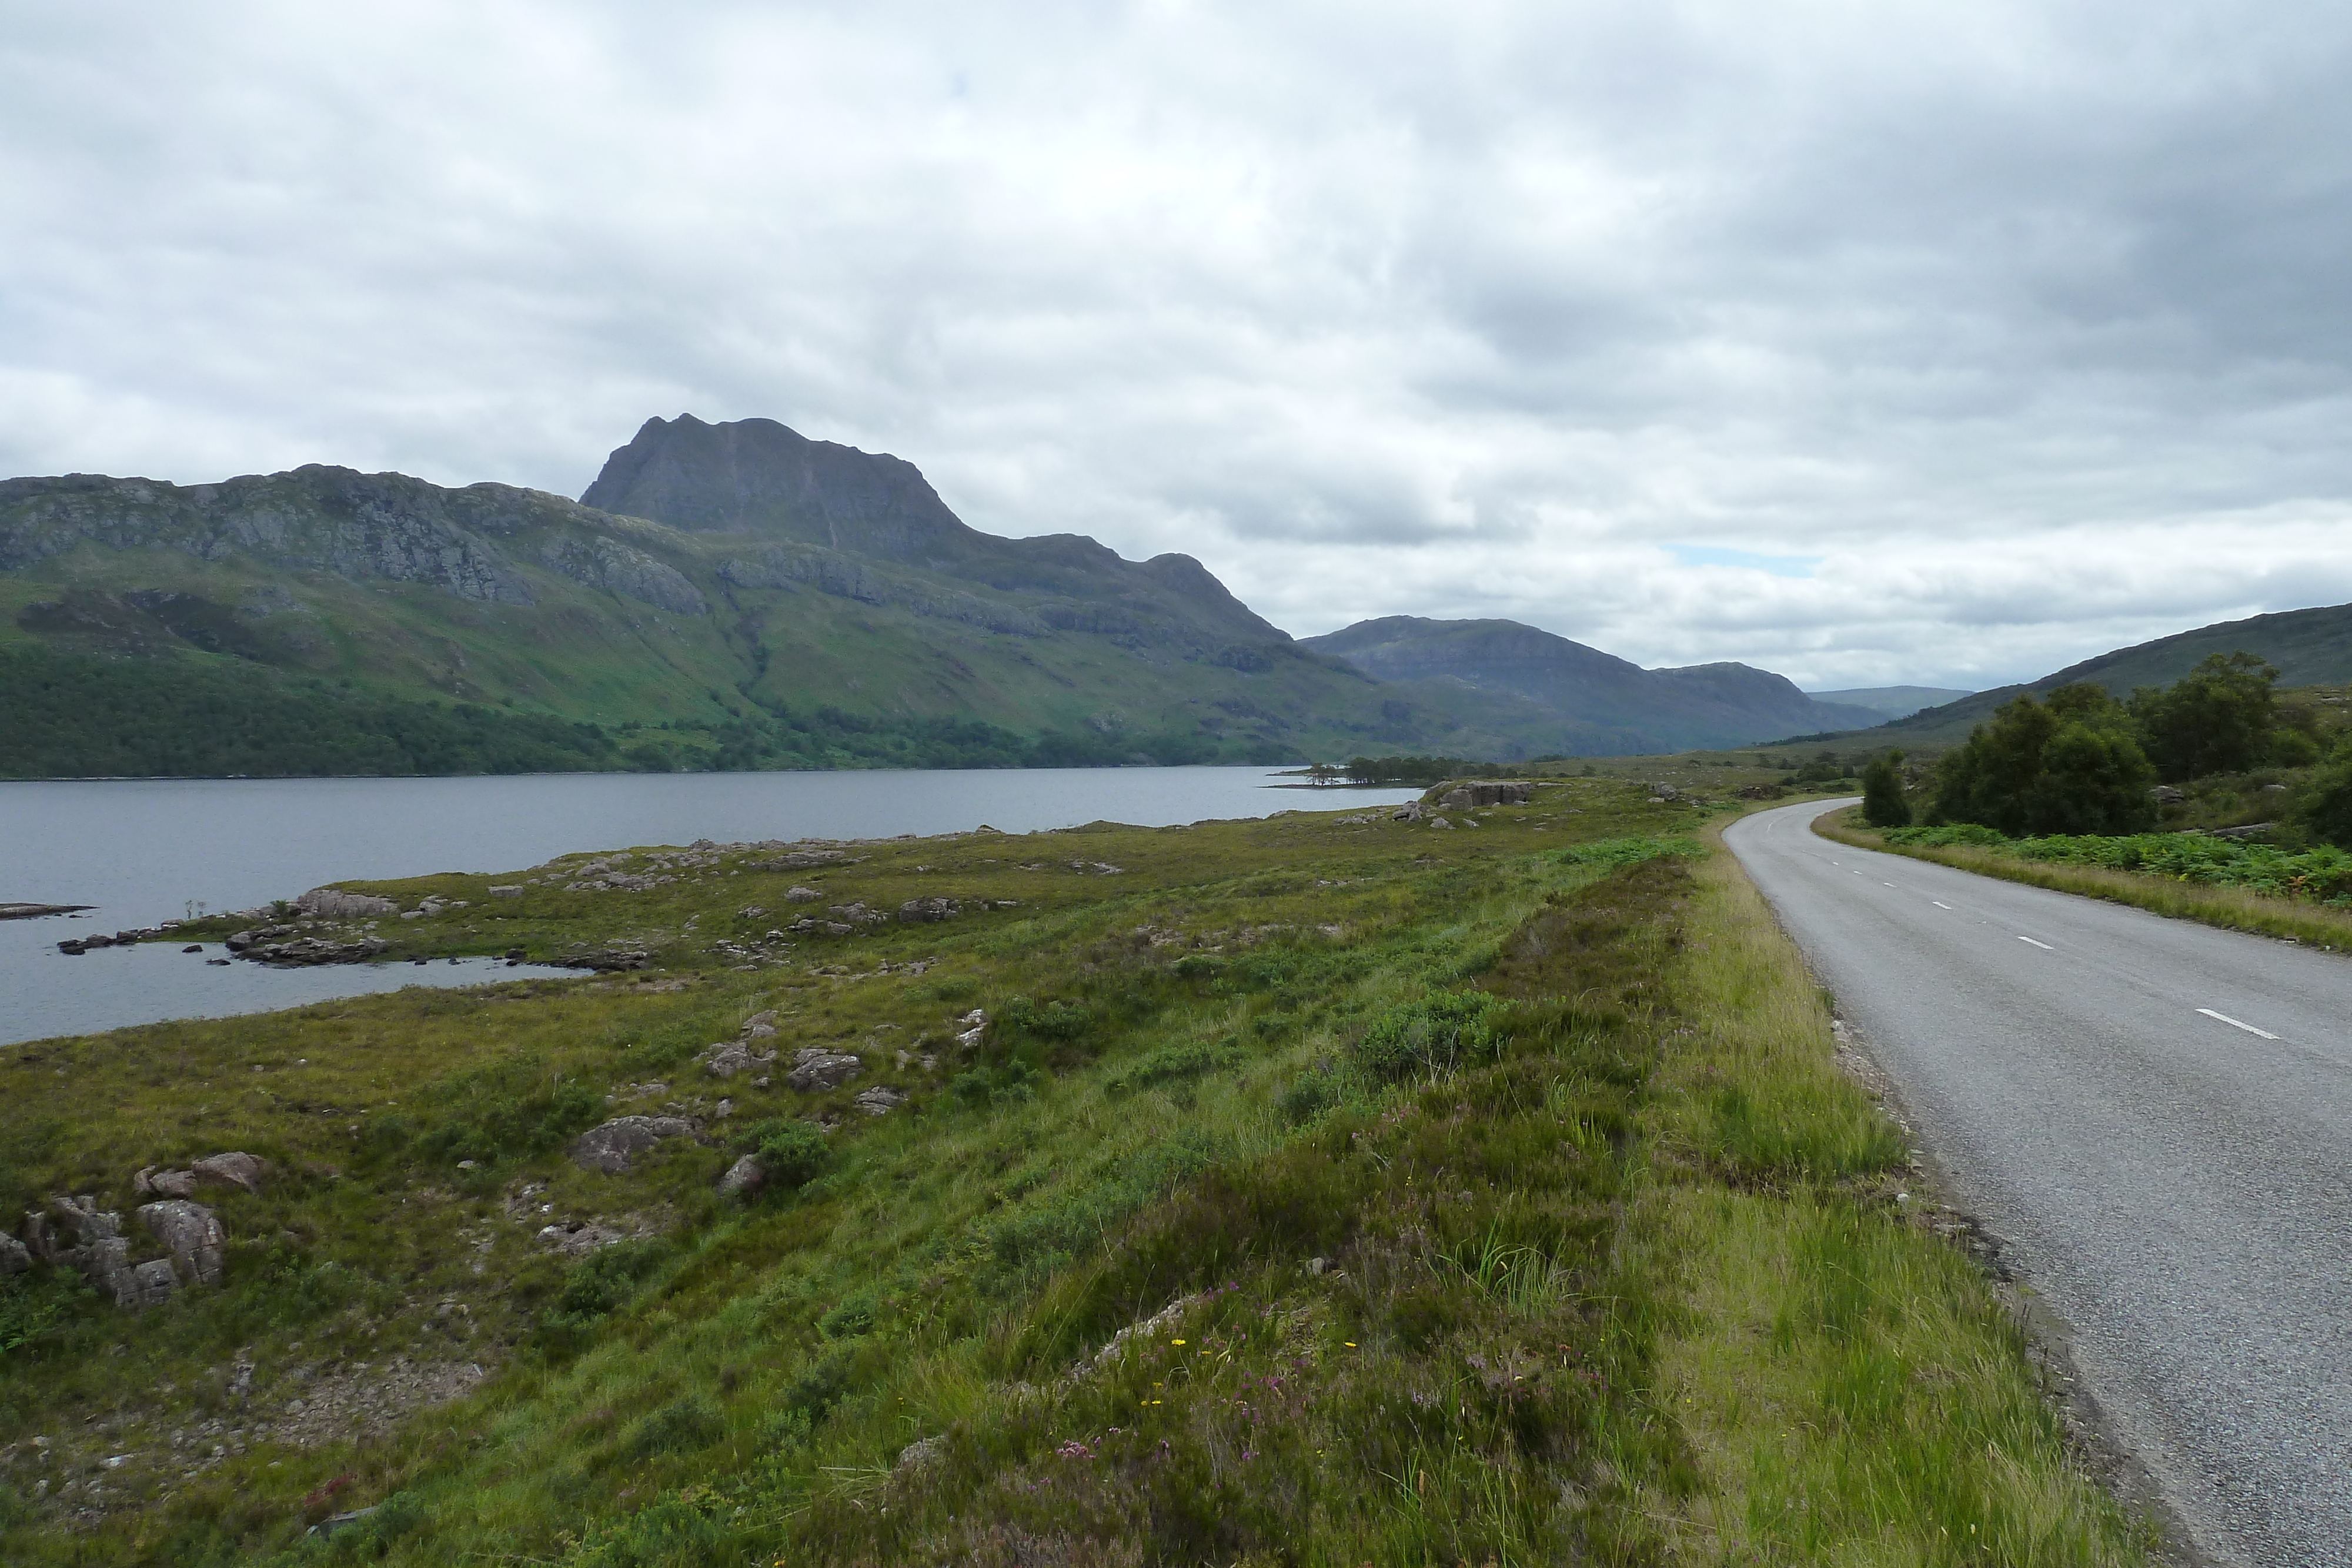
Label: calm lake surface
xmin=1 ymin=767 xmax=1418 ymax=1045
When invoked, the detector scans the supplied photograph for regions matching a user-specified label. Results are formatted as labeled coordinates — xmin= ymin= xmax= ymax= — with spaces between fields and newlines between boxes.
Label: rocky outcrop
xmin=853 ymin=1086 xmax=908 ymax=1116
xmin=785 ymin=1048 xmax=864 ymax=1092
xmin=540 ymin=533 xmax=709 ymax=616
xmin=0 ymin=1232 xmax=31 ymax=1276
xmin=570 ymin=1116 xmax=695 ymax=1174
xmin=138 ymin=1199 xmax=226 ymax=1287
xmin=232 ymin=932 xmax=392 ymax=967
xmin=549 ymin=948 xmax=654 ymax=972
xmin=295 ymin=888 xmax=398 ymax=918
xmin=897 ymin=896 xmax=962 ymax=923
xmin=192 ymin=1151 xmax=268 ymax=1195
xmin=1435 ymin=781 xmax=1534 ymax=810
xmin=25 ymin=1196 xmax=136 ymax=1306
xmin=717 ymin=1155 xmax=766 ymax=1199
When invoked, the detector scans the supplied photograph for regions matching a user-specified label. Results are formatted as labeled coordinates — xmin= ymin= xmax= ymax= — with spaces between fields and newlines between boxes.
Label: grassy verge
xmin=1816 ymin=807 xmax=2352 ymax=952
xmin=1 ymin=786 xmax=2155 ymax=1564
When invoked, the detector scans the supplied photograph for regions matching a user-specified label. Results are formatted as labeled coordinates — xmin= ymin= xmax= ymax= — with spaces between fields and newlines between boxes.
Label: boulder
xmin=146 ymin=1169 xmax=199 ymax=1199
xmin=701 ymin=1039 xmax=777 ymax=1079
xmin=1392 ymin=800 xmax=1426 ymax=821
xmin=38 ymin=1196 xmax=138 ymax=1306
xmin=785 ymin=1048 xmax=864 ymax=1092
xmin=853 ymin=1086 xmax=908 ymax=1116
xmin=128 ymin=1258 xmax=179 ymax=1308
xmin=191 ymin=1151 xmax=268 ymax=1195
xmin=536 ymin=1220 xmax=631 ymax=1254
xmin=897 ymin=897 xmax=960 ymax=923
xmin=717 ymin=1154 xmax=767 ymax=1199
xmin=138 ymin=1199 xmax=225 ymax=1286
xmin=2150 ymin=785 xmax=2187 ymax=804
xmin=0 ymin=1232 xmax=30 ymax=1276
xmin=784 ymin=886 xmax=821 ymax=903
xmin=295 ymin=888 xmax=399 ymax=918
xmin=570 ymin=1116 xmax=696 ymax=1175
xmin=1436 ymin=781 xmax=1534 ymax=810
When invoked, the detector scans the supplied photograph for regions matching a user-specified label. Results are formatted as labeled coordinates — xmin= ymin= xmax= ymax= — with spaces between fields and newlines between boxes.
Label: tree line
xmin=1859 ymin=651 xmax=2352 ymax=847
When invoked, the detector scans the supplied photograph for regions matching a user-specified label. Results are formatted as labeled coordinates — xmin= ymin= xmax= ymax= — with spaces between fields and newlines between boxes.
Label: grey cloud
xmin=6 ymin=1 xmax=2352 ymax=691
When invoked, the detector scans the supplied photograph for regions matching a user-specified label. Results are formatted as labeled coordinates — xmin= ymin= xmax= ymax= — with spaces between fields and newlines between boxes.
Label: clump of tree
xmin=1925 ymin=653 xmax=2343 ymax=840
xmin=1859 ymin=750 xmax=1912 ymax=828
xmin=1927 ymin=683 xmax=2158 ymax=836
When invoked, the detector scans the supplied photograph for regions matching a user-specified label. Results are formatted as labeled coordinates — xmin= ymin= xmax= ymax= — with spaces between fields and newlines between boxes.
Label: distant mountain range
xmin=1803 ymin=685 xmax=1973 ymax=720
xmin=0 ymin=413 xmax=1993 ymax=775
xmin=1300 ymin=616 xmax=1882 ymax=754
xmin=1795 ymin=604 xmax=2352 ymax=747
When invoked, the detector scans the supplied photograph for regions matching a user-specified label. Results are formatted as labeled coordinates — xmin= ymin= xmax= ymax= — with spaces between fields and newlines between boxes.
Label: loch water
xmin=1 ymin=767 xmax=1419 ymax=1045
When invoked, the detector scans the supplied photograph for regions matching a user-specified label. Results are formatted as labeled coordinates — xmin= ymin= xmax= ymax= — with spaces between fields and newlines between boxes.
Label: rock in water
xmin=570 ymin=1116 xmax=695 ymax=1174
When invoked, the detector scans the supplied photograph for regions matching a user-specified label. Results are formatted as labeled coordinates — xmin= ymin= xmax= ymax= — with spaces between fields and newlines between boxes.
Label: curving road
xmin=1726 ymin=800 xmax=2352 ymax=1567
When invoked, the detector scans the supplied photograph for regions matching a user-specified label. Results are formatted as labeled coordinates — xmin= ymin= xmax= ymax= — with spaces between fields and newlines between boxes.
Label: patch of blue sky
xmin=1666 ymin=545 xmax=1824 ymax=579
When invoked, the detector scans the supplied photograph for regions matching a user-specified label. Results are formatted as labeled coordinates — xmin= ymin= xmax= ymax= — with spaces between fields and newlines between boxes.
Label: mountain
xmin=1798 ymin=603 xmax=2352 ymax=747
xmin=0 ymin=428 xmax=1582 ymax=775
xmin=1302 ymin=616 xmax=1882 ymax=753
xmin=1804 ymin=685 xmax=1973 ymax=721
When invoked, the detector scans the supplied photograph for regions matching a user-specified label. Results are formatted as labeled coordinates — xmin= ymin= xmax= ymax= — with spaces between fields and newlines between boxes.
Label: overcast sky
xmin=7 ymin=1 xmax=2352 ymax=689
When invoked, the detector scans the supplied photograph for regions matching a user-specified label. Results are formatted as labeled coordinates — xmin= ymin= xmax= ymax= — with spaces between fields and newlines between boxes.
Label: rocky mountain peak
xmin=580 ymin=414 xmax=984 ymax=565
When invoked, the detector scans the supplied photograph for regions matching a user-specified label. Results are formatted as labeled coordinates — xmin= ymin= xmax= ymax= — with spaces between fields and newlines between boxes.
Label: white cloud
xmin=6 ymin=0 xmax=2352 ymax=688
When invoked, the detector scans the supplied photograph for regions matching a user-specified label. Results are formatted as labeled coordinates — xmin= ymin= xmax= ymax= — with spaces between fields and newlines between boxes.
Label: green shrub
xmin=781 ymin=1346 xmax=857 ymax=1422
xmin=1000 ymin=995 xmax=1092 ymax=1040
xmin=948 ymin=1060 xmax=1041 ymax=1107
xmin=747 ymin=1121 xmax=833 ymax=1189
xmin=0 ymin=1266 xmax=92 ymax=1358
xmin=1551 ymin=834 xmax=1701 ymax=870
xmin=1103 ymin=1037 xmax=1240 ymax=1095
xmin=1351 ymin=992 xmax=1509 ymax=1083
xmin=817 ymin=1293 xmax=878 ymax=1339
xmin=2300 ymin=761 xmax=2352 ymax=850
xmin=539 ymin=1239 xmax=673 ymax=1351
xmin=630 ymin=1395 xmax=725 ymax=1457
xmin=1276 ymin=1065 xmax=1342 ymax=1125
xmin=1860 ymin=752 xmax=1912 ymax=828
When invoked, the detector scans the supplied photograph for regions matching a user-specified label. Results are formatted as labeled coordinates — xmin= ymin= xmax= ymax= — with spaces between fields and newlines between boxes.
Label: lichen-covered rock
xmin=128 ymin=1258 xmax=179 ymax=1308
xmin=717 ymin=1154 xmax=766 ymax=1198
xmin=701 ymin=1039 xmax=777 ymax=1079
xmin=295 ymin=887 xmax=399 ymax=918
xmin=897 ymin=897 xmax=960 ymax=923
xmin=0 ymin=1232 xmax=30 ymax=1276
xmin=785 ymin=1048 xmax=864 ymax=1092
xmin=853 ymin=1086 xmax=908 ymax=1116
xmin=784 ymin=885 xmax=821 ymax=903
xmin=139 ymin=1199 xmax=226 ymax=1286
xmin=570 ymin=1116 xmax=695 ymax=1174
xmin=192 ymin=1151 xmax=268 ymax=1195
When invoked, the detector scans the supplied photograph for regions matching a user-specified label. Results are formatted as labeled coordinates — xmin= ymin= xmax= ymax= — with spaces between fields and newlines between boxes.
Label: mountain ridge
xmin=1303 ymin=614 xmax=1881 ymax=753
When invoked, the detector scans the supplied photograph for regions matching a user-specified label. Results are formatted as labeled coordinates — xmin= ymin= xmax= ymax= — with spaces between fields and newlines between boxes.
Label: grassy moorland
xmin=1 ymin=785 xmax=2154 ymax=1565
xmin=1815 ymin=808 xmax=2352 ymax=953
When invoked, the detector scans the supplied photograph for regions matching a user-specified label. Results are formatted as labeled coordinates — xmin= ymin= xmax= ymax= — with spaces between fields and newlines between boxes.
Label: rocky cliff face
xmin=582 ymin=414 xmax=984 ymax=564
xmin=0 ymin=467 xmax=707 ymax=616
xmin=580 ymin=414 xmax=1289 ymax=654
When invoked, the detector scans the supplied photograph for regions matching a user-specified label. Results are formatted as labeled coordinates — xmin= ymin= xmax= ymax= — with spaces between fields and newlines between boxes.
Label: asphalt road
xmin=1726 ymin=800 xmax=2352 ymax=1567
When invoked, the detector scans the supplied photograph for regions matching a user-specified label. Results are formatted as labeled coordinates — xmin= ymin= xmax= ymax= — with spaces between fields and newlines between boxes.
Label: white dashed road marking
xmin=2018 ymin=936 xmax=2054 ymax=951
xmin=2197 ymin=1008 xmax=2280 ymax=1041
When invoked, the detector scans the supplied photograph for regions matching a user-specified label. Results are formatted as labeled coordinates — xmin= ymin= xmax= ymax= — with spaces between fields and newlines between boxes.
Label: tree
xmin=1930 ymin=692 xmax=2157 ymax=836
xmin=2129 ymin=651 xmax=2278 ymax=782
xmin=1860 ymin=750 xmax=1912 ymax=827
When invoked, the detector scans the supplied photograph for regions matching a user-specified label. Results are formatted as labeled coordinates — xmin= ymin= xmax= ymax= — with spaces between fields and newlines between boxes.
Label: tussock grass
xmin=1641 ymin=839 xmax=2153 ymax=1563
xmin=1818 ymin=808 xmax=2352 ymax=951
xmin=0 ymin=787 xmax=2158 ymax=1565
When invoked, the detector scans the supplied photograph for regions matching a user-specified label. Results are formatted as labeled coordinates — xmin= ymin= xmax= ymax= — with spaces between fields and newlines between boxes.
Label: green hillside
xmin=0 ymin=463 xmax=1567 ymax=777
xmin=1786 ymin=602 xmax=2352 ymax=748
